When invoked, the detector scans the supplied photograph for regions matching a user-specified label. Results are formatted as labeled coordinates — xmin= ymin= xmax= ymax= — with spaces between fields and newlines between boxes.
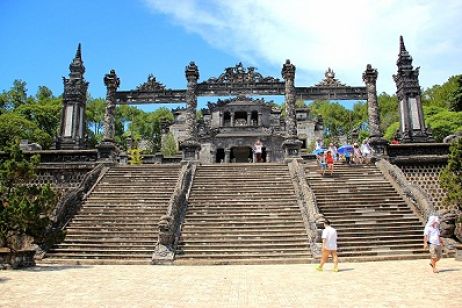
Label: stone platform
xmin=1 ymin=259 xmax=461 ymax=307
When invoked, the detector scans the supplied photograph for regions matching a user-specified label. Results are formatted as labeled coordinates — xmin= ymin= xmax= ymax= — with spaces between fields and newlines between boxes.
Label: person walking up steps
xmin=316 ymin=220 xmax=339 ymax=272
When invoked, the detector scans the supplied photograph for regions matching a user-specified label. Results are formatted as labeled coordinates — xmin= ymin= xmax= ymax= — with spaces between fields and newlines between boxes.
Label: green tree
xmin=0 ymin=142 xmax=57 ymax=251
xmin=161 ymin=132 xmax=178 ymax=156
xmin=424 ymin=107 xmax=462 ymax=142
xmin=0 ymin=113 xmax=51 ymax=150
xmin=378 ymin=92 xmax=399 ymax=134
xmin=439 ymin=138 xmax=462 ymax=210
xmin=449 ymin=75 xmax=462 ymax=112
xmin=309 ymin=100 xmax=353 ymax=141
xmin=85 ymin=97 xmax=106 ymax=138
xmin=422 ymin=75 xmax=460 ymax=109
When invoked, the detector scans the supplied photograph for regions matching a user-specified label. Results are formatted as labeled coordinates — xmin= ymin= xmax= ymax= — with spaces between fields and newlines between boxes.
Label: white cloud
xmin=144 ymin=0 xmax=462 ymax=93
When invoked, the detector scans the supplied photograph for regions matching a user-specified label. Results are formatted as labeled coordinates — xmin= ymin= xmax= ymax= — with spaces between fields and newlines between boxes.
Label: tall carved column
xmin=282 ymin=60 xmax=297 ymax=137
xmin=281 ymin=59 xmax=302 ymax=161
xmin=363 ymin=64 xmax=388 ymax=157
xmin=55 ymin=44 xmax=89 ymax=150
xmin=97 ymin=69 xmax=120 ymax=161
xmin=181 ymin=62 xmax=201 ymax=161
xmin=393 ymin=36 xmax=433 ymax=143
xmin=103 ymin=69 xmax=120 ymax=142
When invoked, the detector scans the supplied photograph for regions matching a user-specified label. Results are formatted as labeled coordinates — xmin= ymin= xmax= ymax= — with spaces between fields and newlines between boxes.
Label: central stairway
xmin=175 ymin=163 xmax=311 ymax=265
xmin=305 ymin=162 xmax=427 ymax=262
xmin=43 ymin=165 xmax=180 ymax=264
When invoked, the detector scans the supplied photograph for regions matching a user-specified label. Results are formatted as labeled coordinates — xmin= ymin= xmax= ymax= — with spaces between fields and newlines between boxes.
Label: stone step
xmin=178 ymin=242 xmax=308 ymax=248
xmin=72 ymin=215 xmax=161 ymax=221
xmin=176 ymin=247 xmax=310 ymax=254
xmin=174 ymin=251 xmax=311 ymax=259
xmin=338 ymin=238 xmax=423 ymax=247
xmin=177 ymin=237 xmax=308 ymax=244
xmin=179 ymin=227 xmax=306 ymax=234
xmin=179 ymin=233 xmax=308 ymax=239
xmin=190 ymin=186 xmax=294 ymax=192
xmin=186 ymin=205 xmax=301 ymax=211
xmin=39 ymin=258 xmax=151 ymax=265
xmin=335 ymin=248 xmax=427 ymax=258
xmin=173 ymin=257 xmax=311 ymax=265
xmin=188 ymin=200 xmax=297 ymax=206
xmin=335 ymin=229 xmax=422 ymax=236
xmin=43 ymin=252 xmax=152 ymax=259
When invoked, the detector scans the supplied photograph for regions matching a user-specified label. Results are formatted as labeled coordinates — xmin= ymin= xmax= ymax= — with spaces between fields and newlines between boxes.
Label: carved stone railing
xmin=288 ymin=160 xmax=324 ymax=258
xmin=388 ymin=143 xmax=449 ymax=165
xmin=376 ymin=159 xmax=434 ymax=223
xmin=152 ymin=162 xmax=196 ymax=264
xmin=37 ymin=164 xmax=108 ymax=257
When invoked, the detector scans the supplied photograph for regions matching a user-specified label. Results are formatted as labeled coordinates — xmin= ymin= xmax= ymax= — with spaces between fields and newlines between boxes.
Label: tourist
xmin=353 ymin=142 xmax=363 ymax=164
xmin=318 ymin=151 xmax=327 ymax=175
xmin=254 ymin=139 xmax=263 ymax=162
xmin=328 ymin=143 xmax=338 ymax=161
xmin=424 ymin=215 xmax=445 ymax=273
xmin=315 ymin=138 xmax=324 ymax=150
xmin=325 ymin=150 xmax=334 ymax=176
xmin=316 ymin=220 xmax=339 ymax=272
xmin=344 ymin=148 xmax=351 ymax=165
xmin=361 ymin=139 xmax=373 ymax=164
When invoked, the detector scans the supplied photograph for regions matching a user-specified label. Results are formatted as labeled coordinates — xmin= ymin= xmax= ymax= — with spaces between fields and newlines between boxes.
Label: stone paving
xmin=1 ymin=259 xmax=461 ymax=307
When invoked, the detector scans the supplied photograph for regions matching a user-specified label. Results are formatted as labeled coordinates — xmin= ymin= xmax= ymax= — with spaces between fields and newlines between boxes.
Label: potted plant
xmin=0 ymin=142 xmax=57 ymax=269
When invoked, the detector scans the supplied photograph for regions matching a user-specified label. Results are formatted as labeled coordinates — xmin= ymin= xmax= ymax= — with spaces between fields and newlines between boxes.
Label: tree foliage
xmin=0 ymin=142 xmax=57 ymax=251
xmin=161 ymin=132 xmax=178 ymax=156
xmin=439 ymin=138 xmax=462 ymax=210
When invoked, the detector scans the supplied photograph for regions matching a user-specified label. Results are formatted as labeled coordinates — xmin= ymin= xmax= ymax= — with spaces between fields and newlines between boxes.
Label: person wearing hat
xmin=424 ymin=215 xmax=445 ymax=273
xmin=353 ymin=142 xmax=363 ymax=164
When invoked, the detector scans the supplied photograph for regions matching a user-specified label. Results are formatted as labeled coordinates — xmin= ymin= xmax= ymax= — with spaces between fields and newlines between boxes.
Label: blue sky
xmin=1 ymin=0 xmax=461 ymax=110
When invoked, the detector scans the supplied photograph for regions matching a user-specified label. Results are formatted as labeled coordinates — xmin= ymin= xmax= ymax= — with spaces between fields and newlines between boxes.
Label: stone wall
xmin=398 ymin=163 xmax=449 ymax=212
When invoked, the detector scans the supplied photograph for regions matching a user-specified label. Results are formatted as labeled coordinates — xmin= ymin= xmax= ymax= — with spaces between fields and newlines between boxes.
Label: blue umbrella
xmin=338 ymin=144 xmax=354 ymax=155
xmin=312 ymin=148 xmax=327 ymax=155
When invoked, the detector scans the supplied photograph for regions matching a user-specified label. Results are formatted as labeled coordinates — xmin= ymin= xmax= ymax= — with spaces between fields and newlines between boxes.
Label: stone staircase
xmin=305 ymin=162 xmax=427 ymax=262
xmin=42 ymin=165 xmax=181 ymax=264
xmin=175 ymin=163 xmax=311 ymax=264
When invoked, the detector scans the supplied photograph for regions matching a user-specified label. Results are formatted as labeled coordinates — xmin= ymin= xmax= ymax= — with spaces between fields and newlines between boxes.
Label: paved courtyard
xmin=1 ymin=259 xmax=461 ymax=307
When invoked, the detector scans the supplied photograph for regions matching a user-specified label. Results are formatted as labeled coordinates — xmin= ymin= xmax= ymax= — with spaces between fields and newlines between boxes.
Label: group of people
xmin=315 ymin=215 xmax=446 ymax=273
xmin=316 ymin=139 xmax=374 ymax=175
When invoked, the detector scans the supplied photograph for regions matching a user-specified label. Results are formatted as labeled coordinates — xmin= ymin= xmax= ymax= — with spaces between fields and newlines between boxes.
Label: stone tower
xmin=393 ymin=36 xmax=433 ymax=143
xmin=55 ymin=43 xmax=89 ymax=149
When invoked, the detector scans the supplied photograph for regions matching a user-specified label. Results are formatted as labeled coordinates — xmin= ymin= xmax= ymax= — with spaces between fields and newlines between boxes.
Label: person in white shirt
xmin=316 ymin=220 xmax=339 ymax=272
xmin=424 ymin=215 xmax=445 ymax=273
xmin=253 ymin=139 xmax=263 ymax=162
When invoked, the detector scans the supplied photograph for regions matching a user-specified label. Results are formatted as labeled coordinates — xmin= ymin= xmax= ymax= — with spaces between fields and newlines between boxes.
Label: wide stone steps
xmin=176 ymin=163 xmax=311 ymax=264
xmin=43 ymin=164 xmax=180 ymax=264
xmin=304 ymin=162 xmax=425 ymax=261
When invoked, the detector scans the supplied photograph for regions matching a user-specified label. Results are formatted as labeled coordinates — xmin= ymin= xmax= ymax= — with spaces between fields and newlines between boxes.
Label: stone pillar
xmin=230 ymin=112 xmax=235 ymax=127
xmin=247 ymin=113 xmax=251 ymax=127
xmin=281 ymin=59 xmax=302 ymax=160
xmin=363 ymin=64 xmax=388 ymax=158
xmin=224 ymin=149 xmax=231 ymax=163
xmin=282 ymin=60 xmax=297 ymax=137
xmin=258 ymin=113 xmax=262 ymax=127
xmin=180 ymin=62 xmax=201 ymax=161
xmin=393 ymin=36 xmax=433 ymax=143
xmin=219 ymin=112 xmax=223 ymax=127
xmin=55 ymin=44 xmax=89 ymax=150
xmin=97 ymin=69 xmax=120 ymax=161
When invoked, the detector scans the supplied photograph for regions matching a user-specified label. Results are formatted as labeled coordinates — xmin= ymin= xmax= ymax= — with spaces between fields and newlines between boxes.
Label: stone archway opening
xmin=230 ymin=146 xmax=253 ymax=163
xmin=215 ymin=148 xmax=225 ymax=163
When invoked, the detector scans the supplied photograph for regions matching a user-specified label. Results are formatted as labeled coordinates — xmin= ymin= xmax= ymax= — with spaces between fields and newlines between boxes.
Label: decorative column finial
xmin=55 ymin=43 xmax=89 ymax=150
xmin=393 ymin=36 xmax=433 ymax=143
